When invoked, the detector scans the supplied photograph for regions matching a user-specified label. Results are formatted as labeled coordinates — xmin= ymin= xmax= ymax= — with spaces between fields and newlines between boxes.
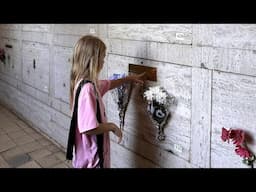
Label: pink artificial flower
xmin=221 ymin=127 xmax=230 ymax=142
xmin=235 ymin=145 xmax=252 ymax=158
xmin=230 ymin=129 xmax=245 ymax=146
xmin=221 ymin=127 xmax=255 ymax=165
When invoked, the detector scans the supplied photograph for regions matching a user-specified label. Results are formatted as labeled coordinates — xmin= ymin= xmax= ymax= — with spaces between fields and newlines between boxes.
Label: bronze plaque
xmin=128 ymin=64 xmax=157 ymax=81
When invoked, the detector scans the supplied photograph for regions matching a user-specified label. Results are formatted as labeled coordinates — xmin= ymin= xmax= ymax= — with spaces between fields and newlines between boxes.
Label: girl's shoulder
xmin=75 ymin=80 xmax=95 ymax=95
xmin=81 ymin=82 xmax=95 ymax=94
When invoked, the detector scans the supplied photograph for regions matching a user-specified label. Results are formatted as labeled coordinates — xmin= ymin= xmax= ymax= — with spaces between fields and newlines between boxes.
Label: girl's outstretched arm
xmin=109 ymin=72 xmax=145 ymax=90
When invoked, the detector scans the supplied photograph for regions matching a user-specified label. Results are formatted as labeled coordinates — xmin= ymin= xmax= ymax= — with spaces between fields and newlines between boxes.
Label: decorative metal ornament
xmin=144 ymin=86 xmax=175 ymax=141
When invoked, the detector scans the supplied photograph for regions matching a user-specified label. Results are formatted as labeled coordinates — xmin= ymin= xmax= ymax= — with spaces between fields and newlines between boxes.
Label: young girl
xmin=68 ymin=35 xmax=144 ymax=168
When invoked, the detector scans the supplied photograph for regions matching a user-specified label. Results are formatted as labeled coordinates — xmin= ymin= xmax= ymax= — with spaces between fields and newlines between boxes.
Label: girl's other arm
xmin=85 ymin=122 xmax=122 ymax=143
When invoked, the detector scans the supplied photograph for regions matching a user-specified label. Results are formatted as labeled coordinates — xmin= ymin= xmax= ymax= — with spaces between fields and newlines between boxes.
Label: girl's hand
xmin=126 ymin=72 xmax=146 ymax=84
xmin=110 ymin=123 xmax=123 ymax=143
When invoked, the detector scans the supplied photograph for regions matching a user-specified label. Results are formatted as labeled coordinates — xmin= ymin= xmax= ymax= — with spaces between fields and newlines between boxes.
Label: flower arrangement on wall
xmin=144 ymin=86 xmax=175 ymax=141
xmin=109 ymin=73 xmax=133 ymax=130
xmin=0 ymin=48 xmax=6 ymax=64
xmin=221 ymin=127 xmax=255 ymax=167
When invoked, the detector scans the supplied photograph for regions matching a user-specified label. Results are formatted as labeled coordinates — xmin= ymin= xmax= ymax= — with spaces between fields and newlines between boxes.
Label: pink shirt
xmin=72 ymin=79 xmax=111 ymax=168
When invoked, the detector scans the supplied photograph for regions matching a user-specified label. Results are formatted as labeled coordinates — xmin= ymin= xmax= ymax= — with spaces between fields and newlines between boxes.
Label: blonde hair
xmin=70 ymin=35 xmax=106 ymax=109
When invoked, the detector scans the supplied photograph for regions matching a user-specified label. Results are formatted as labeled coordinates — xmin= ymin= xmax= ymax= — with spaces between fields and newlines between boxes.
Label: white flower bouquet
xmin=144 ymin=86 xmax=175 ymax=141
xmin=109 ymin=73 xmax=133 ymax=130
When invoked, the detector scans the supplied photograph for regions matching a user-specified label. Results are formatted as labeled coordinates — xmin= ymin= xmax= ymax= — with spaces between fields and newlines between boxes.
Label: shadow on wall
xmin=129 ymin=83 xmax=159 ymax=167
xmin=129 ymin=79 xmax=179 ymax=167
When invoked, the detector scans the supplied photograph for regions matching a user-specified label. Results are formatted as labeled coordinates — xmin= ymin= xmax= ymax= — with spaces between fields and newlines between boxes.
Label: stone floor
xmin=0 ymin=104 xmax=72 ymax=168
